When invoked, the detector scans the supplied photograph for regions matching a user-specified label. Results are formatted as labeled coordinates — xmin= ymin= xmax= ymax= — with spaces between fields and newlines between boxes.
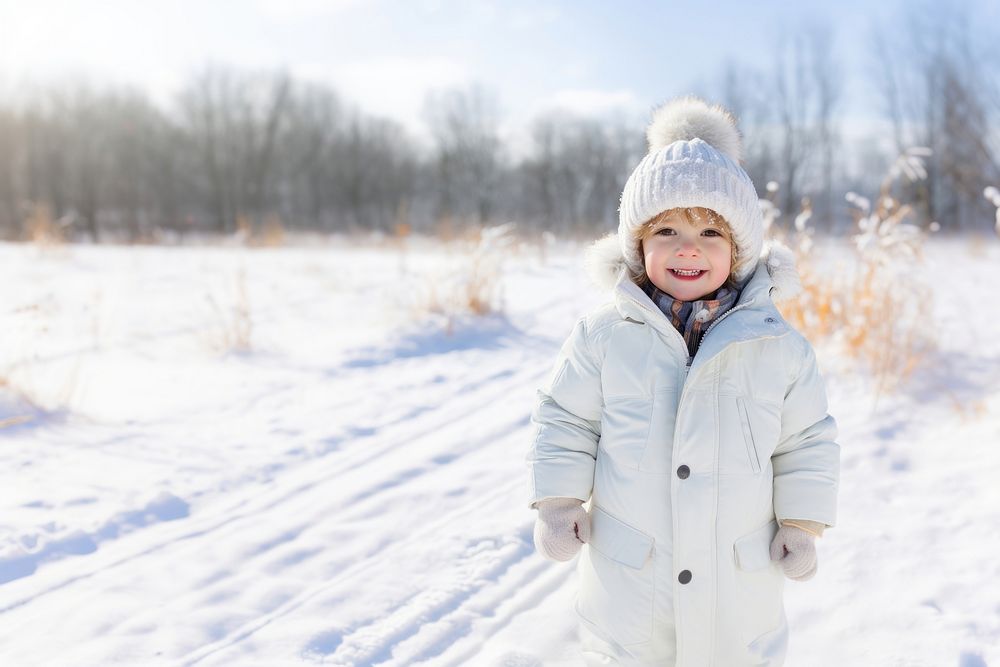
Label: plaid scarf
xmin=641 ymin=280 xmax=740 ymax=359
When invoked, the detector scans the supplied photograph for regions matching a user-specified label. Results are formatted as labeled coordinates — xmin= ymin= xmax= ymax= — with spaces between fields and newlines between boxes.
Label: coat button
xmin=677 ymin=465 xmax=690 ymax=479
xmin=765 ymin=317 xmax=776 ymax=323
xmin=678 ymin=570 xmax=692 ymax=584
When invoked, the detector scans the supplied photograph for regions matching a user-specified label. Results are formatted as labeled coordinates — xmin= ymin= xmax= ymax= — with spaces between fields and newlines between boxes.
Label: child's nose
xmin=676 ymin=239 xmax=700 ymax=255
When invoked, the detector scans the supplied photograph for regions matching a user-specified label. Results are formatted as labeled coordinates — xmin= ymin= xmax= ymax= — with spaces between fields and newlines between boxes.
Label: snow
xmin=1 ymin=236 xmax=999 ymax=665
xmin=793 ymin=209 xmax=812 ymax=233
xmin=986 ymin=188 xmax=1000 ymax=235
xmin=845 ymin=191 xmax=871 ymax=214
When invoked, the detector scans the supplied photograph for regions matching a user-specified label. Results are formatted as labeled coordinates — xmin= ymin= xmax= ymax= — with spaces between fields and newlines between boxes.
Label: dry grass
xmin=407 ymin=223 xmax=517 ymax=332
xmin=966 ymin=233 xmax=990 ymax=258
xmin=0 ymin=412 xmax=34 ymax=428
xmin=781 ymin=252 xmax=935 ymax=397
xmin=946 ymin=396 xmax=988 ymax=422
xmin=0 ymin=375 xmax=37 ymax=429
xmin=24 ymin=203 xmax=70 ymax=248
xmin=985 ymin=186 xmax=1000 ymax=238
xmin=203 ymin=268 xmax=253 ymax=353
xmin=434 ymin=215 xmax=458 ymax=243
xmin=0 ymin=291 xmax=100 ymax=417
xmin=0 ymin=356 xmax=84 ymax=418
xmin=236 ymin=214 xmax=287 ymax=247
xmin=254 ymin=215 xmax=287 ymax=247
xmin=775 ymin=148 xmax=939 ymax=402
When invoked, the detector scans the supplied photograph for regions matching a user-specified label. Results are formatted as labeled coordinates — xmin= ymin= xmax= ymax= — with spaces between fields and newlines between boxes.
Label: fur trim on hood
xmin=583 ymin=232 xmax=802 ymax=303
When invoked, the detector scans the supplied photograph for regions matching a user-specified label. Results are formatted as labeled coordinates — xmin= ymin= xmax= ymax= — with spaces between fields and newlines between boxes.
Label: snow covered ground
xmin=0 ymin=235 xmax=998 ymax=666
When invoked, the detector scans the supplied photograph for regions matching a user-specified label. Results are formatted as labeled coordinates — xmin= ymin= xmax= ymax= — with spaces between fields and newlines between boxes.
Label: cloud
xmin=295 ymin=57 xmax=471 ymax=132
xmin=508 ymin=5 xmax=561 ymax=29
xmin=529 ymin=88 xmax=644 ymax=118
xmin=256 ymin=0 xmax=370 ymax=19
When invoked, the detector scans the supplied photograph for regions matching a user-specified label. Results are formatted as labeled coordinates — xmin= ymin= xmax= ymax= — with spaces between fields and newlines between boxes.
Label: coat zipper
xmin=679 ymin=300 xmax=755 ymax=405
xmin=624 ymin=292 xmax=761 ymax=463
xmin=684 ymin=307 xmax=751 ymax=414
xmin=623 ymin=288 xmax=761 ymax=667
xmin=697 ymin=300 xmax=755 ymax=351
xmin=623 ymin=292 xmax=756 ymax=390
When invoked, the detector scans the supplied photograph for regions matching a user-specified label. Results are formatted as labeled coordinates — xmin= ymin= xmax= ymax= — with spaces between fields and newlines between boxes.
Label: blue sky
xmin=1 ymin=0 xmax=995 ymax=152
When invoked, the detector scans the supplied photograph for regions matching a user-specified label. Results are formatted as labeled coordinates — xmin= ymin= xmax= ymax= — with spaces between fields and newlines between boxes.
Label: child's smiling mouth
xmin=669 ymin=268 xmax=706 ymax=280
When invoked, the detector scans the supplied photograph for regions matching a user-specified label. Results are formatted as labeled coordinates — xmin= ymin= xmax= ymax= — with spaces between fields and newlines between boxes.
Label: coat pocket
xmin=721 ymin=396 xmax=782 ymax=475
xmin=733 ymin=518 xmax=779 ymax=571
xmin=718 ymin=396 xmax=760 ymax=475
xmin=576 ymin=506 xmax=655 ymax=646
xmin=732 ymin=519 xmax=786 ymax=646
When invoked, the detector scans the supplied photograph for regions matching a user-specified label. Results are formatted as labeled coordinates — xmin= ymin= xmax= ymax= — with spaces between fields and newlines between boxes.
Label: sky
xmin=0 ymin=0 xmax=996 ymax=154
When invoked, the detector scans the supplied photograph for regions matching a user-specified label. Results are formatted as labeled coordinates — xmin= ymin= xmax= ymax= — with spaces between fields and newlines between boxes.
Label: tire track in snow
xmin=432 ymin=564 xmax=576 ymax=667
xmin=183 ymin=408 xmax=532 ymax=595
xmin=174 ymin=362 xmax=552 ymax=662
xmin=2 ymin=361 xmax=548 ymax=664
xmin=185 ymin=416 xmax=556 ymax=666
xmin=2 ymin=293 xmax=565 ymax=663
xmin=0 ymin=359 xmax=544 ymax=614
xmin=178 ymin=476 xmax=531 ymax=666
xmin=0 ymin=274 xmax=560 ymax=596
xmin=321 ymin=533 xmax=534 ymax=666
xmin=384 ymin=542 xmax=575 ymax=667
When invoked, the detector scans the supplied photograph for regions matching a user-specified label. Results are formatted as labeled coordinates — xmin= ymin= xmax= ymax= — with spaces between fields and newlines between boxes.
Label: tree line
xmin=0 ymin=4 xmax=997 ymax=242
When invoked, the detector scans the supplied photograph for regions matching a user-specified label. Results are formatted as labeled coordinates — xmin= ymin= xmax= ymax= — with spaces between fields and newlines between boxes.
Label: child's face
xmin=640 ymin=209 xmax=733 ymax=301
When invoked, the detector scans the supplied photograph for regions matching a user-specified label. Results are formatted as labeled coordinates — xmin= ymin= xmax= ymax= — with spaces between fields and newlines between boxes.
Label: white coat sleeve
xmin=525 ymin=316 xmax=603 ymax=510
xmin=771 ymin=340 xmax=840 ymax=528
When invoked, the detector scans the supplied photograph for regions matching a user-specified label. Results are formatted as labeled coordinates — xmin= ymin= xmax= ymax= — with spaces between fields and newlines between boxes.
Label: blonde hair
xmin=632 ymin=207 xmax=739 ymax=291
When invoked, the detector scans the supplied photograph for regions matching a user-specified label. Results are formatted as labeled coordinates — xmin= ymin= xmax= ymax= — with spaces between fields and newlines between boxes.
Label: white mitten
xmin=533 ymin=497 xmax=590 ymax=562
xmin=769 ymin=524 xmax=818 ymax=581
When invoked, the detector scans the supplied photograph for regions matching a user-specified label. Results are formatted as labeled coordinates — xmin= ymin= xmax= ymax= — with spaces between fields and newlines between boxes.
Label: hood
xmin=582 ymin=231 xmax=803 ymax=303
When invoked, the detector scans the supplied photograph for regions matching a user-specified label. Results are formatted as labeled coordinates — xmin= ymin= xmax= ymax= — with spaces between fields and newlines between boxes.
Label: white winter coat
xmin=525 ymin=235 xmax=840 ymax=666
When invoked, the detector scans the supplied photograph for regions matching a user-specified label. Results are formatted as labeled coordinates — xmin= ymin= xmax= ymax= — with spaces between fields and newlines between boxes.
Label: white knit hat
xmin=617 ymin=95 xmax=764 ymax=284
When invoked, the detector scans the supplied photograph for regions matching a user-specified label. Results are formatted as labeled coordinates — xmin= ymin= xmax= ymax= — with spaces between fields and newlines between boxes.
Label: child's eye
xmin=702 ymin=229 xmax=721 ymax=237
xmin=656 ymin=227 xmax=676 ymax=235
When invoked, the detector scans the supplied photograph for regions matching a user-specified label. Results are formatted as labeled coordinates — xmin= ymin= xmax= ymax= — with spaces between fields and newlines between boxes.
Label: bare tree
xmin=22 ymin=95 xmax=71 ymax=233
xmin=0 ymin=108 xmax=20 ymax=238
xmin=179 ymin=67 xmax=292 ymax=233
xmin=278 ymin=83 xmax=344 ymax=229
xmin=49 ymin=87 xmax=114 ymax=241
xmin=869 ymin=1 xmax=1000 ymax=231
xmin=772 ymin=28 xmax=816 ymax=231
xmin=103 ymin=91 xmax=170 ymax=241
xmin=331 ymin=110 xmax=416 ymax=232
xmin=144 ymin=106 xmax=194 ymax=236
xmin=809 ymin=23 xmax=843 ymax=231
xmin=423 ymin=84 xmax=505 ymax=227
xmin=521 ymin=115 xmax=560 ymax=231
xmin=717 ymin=59 xmax=777 ymax=201
xmin=757 ymin=20 xmax=845 ymax=232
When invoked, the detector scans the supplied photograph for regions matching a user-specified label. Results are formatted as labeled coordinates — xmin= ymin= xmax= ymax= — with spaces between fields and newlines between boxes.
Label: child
xmin=524 ymin=96 xmax=839 ymax=667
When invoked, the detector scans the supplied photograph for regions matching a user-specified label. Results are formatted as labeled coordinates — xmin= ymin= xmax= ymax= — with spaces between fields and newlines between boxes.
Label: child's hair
xmin=631 ymin=206 xmax=740 ymax=291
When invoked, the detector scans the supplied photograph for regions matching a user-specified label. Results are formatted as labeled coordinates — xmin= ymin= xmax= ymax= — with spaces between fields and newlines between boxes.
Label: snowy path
xmin=1 ymin=239 xmax=998 ymax=665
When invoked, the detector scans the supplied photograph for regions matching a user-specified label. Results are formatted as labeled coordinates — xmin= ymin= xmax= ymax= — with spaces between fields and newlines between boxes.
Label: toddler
xmin=525 ymin=95 xmax=839 ymax=666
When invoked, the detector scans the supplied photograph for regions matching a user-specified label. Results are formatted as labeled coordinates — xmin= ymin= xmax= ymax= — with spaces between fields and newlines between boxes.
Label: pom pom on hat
xmin=645 ymin=95 xmax=743 ymax=162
